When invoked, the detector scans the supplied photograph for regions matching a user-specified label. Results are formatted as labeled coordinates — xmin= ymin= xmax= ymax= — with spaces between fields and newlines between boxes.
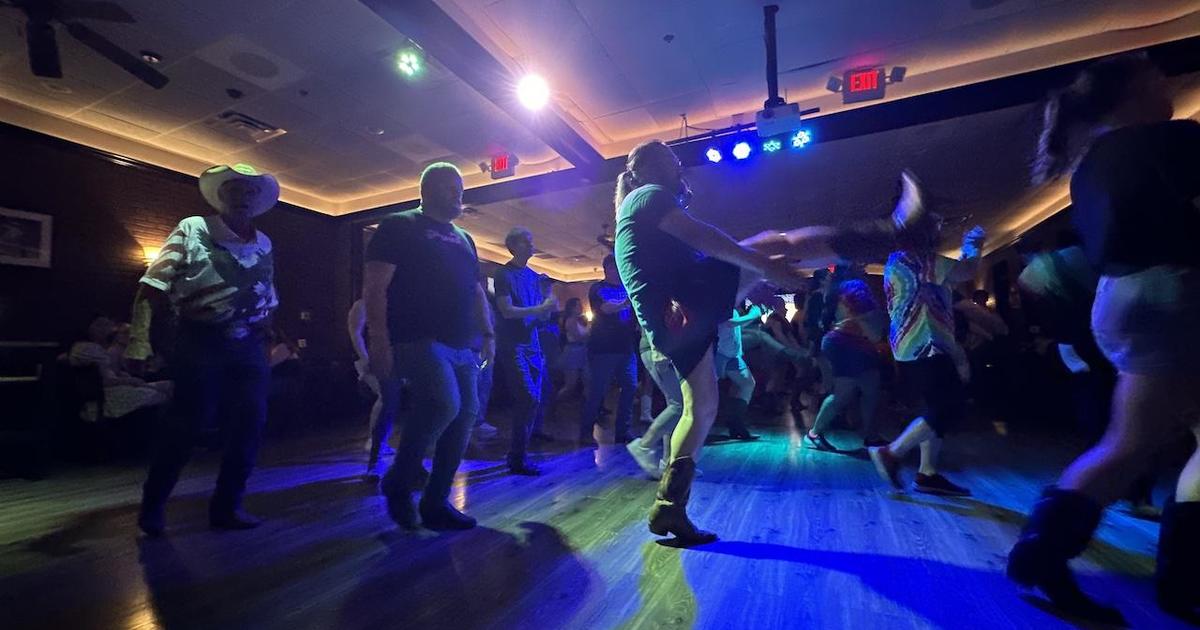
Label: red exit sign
xmin=842 ymin=67 xmax=886 ymax=104
xmin=490 ymin=152 xmax=518 ymax=179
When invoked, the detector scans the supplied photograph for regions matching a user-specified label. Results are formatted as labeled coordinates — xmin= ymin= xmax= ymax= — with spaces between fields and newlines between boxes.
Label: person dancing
xmin=614 ymin=140 xmax=930 ymax=545
xmin=806 ymin=279 xmax=887 ymax=451
xmin=715 ymin=304 xmax=766 ymax=441
xmin=868 ymin=211 xmax=984 ymax=497
xmin=1006 ymin=54 xmax=1200 ymax=624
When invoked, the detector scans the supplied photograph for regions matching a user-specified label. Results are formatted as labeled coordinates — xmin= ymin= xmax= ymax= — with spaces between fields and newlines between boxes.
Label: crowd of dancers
xmin=126 ymin=54 xmax=1198 ymax=624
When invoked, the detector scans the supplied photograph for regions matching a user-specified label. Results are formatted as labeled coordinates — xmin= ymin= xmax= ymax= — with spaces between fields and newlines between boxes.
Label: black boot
xmin=1006 ymin=487 xmax=1126 ymax=625
xmin=1156 ymin=496 xmax=1200 ymax=621
xmin=724 ymin=398 xmax=759 ymax=441
xmin=648 ymin=456 xmax=717 ymax=546
xmin=419 ymin=498 xmax=477 ymax=531
xmin=828 ymin=170 xmax=928 ymax=261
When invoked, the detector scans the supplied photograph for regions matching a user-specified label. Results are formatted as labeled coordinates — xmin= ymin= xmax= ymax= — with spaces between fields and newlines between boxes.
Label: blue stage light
xmin=791 ymin=129 xmax=812 ymax=148
xmin=732 ymin=141 xmax=752 ymax=160
xmin=705 ymin=147 xmax=722 ymax=163
xmin=762 ymin=138 xmax=782 ymax=153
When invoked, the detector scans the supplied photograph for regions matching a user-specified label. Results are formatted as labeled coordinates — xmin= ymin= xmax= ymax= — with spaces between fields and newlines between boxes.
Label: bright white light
xmin=732 ymin=141 xmax=752 ymax=160
xmin=791 ymin=129 xmax=812 ymax=148
xmin=517 ymin=74 xmax=550 ymax=110
xmin=705 ymin=147 xmax=722 ymax=163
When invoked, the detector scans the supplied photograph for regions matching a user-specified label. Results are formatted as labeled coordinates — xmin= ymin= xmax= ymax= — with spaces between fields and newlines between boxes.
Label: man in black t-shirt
xmin=581 ymin=254 xmax=640 ymax=445
xmin=363 ymin=163 xmax=495 ymax=531
xmin=494 ymin=227 xmax=557 ymax=474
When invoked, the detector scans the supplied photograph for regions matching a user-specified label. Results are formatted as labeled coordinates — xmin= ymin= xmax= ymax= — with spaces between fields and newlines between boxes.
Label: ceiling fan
xmin=3 ymin=0 xmax=168 ymax=88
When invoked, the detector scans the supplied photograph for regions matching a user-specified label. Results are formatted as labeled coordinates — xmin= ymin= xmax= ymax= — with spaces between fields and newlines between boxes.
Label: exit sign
xmin=842 ymin=67 xmax=886 ymax=104
xmin=490 ymin=152 xmax=518 ymax=179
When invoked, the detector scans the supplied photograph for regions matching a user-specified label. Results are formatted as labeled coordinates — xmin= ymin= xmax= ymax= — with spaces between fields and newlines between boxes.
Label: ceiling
xmin=0 ymin=0 xmax=1199 ymax=279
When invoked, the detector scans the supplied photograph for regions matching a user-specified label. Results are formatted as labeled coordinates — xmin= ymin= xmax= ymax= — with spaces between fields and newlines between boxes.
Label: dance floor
xmin=0 ymin=424 xmax=1186 ymax=629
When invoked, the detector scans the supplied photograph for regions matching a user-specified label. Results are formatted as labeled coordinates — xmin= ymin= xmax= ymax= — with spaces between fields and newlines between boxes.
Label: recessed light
xmin=140 ymin=50 xmax=163 ymax=64
xmin=365 ymin=126 xmax=385 ymax=136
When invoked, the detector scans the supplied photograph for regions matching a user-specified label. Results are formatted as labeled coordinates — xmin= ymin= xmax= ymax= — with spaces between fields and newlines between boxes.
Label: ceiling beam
xmin=359 ymin=0 xmax=604 ymax=171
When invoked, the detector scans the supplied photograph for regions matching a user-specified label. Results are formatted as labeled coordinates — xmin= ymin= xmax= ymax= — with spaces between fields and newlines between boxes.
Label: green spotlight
xmin=396 ymin=49 xmax=422 ymax=78
xmin=762 ymin=138 xmax=783 ymax=153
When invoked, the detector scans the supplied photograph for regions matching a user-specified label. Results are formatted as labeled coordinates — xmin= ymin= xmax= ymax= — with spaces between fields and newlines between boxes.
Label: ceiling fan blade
xmin=57 ymin=1 xmax=135 ymax=23
xmin=26 ymin=19 xmax=63 ymax=78
xmin=64 ymin=22 xmax=168 ymax=89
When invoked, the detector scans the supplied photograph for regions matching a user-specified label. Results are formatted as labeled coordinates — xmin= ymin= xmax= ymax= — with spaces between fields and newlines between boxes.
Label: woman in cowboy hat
xmin=127 ymin=163 xmax=281 ymax=537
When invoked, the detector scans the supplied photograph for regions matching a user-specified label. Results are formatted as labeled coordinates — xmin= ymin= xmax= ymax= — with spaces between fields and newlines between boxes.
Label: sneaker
xmin=626 ymin=439 xmax=659 ymax=477
xmin=478 ymin=421 xmax=501 ymax=439
xmin=805 ymin=432 xmax=837 ymax=452
xmin=913 ymin=473 xmax=971 ymax=497
xmin=869 ymin=446 xmax=903 ymax=489
xmin=418 ymin=499 xmax=476 ymax=531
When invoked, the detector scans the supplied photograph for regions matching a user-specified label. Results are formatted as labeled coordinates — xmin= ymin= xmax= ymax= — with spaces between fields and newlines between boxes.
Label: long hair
xmin=1032 ymin=54 xmax=1159 ymax=184
xmin=614 ymin=139 xmax=672 ymax=211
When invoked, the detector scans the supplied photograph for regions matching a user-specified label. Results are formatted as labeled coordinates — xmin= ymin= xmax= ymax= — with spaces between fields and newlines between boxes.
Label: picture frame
xmin=0 ymin=207 xmax=53 ymax=268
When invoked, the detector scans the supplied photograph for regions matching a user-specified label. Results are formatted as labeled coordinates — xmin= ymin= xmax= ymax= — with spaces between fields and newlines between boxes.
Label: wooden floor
xmin=0 ymin=418 xmax=1188 ymax=630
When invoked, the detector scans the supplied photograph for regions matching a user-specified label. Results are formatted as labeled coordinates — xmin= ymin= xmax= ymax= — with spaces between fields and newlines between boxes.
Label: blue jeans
xmin=640 ymin=346 xmax=684 ymax=447
xmin=383 ymin=341 xmax=481 ymax=504
xmin=498 ymin=343 xmax=544 ymax=461
xmin=582 ymin=351 xmax=637 ymax=438
xmin=142 ymin=326 xmax=269 ymax=516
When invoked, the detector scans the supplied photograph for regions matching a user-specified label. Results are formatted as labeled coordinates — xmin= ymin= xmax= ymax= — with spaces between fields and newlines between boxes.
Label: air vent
xmin=203 ymin=110 xmax=287 ymax=143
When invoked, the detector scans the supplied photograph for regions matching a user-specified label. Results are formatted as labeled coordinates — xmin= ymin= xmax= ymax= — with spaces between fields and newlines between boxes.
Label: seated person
xmin=69 ymin=316 xmax=172 ymax=421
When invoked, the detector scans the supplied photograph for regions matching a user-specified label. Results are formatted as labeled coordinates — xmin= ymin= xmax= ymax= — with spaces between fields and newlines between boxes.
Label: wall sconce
xmin=142 ymin=246 xmax=161 ymax=266
xmin=583 ymin=311 xmax=594 ymax=322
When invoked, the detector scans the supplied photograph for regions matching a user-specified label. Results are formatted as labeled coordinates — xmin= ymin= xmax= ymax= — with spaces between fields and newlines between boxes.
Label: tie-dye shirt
xmin=884 ymin=251 xmax=960 ymax=362
xmin=140 ymin=215 xmax=278 ymax=340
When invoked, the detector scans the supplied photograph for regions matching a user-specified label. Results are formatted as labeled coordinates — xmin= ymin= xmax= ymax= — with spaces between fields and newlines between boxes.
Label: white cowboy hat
xmin=198 ymin=163 xmax=280 ymax=217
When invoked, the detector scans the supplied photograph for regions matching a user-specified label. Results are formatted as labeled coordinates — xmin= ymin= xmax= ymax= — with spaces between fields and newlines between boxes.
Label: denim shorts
xmin=1092 ymin=266 xmax=1200 ymax=374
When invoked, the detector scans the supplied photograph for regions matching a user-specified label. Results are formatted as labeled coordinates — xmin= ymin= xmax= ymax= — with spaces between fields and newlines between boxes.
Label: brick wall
xmin=0 ymin=124 xmax=350 ymax=362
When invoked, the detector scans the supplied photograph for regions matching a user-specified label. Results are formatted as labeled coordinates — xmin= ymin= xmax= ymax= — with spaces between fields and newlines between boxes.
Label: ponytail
xmin=614 ymin=169 xmax=639 ymax=211
xmin=613 ymin=139 xmax=674 ymax=213
xmin=1031 ymin=53 xmax=1160 ymax=184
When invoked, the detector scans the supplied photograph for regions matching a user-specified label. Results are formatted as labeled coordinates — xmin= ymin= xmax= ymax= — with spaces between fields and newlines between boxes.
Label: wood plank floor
xmin=0 ymin=421 xmax=1188 ymax=630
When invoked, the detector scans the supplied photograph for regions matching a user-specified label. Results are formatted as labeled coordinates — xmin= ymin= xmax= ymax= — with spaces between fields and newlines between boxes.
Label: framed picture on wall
xmin=0 ymin=207 xmax=52 ymax=268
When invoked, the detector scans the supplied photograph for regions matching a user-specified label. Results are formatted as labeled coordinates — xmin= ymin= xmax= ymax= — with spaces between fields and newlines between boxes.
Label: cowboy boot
xmin=1006 ymin=487 xmax=1125 ymax=625
xmin=1156 ymin=496 xmax=1200 ymax=621
xmin=648 ymin=456 xmax=717 ymax=546
xmin=829 ymin=170 xmax=929 ymax=261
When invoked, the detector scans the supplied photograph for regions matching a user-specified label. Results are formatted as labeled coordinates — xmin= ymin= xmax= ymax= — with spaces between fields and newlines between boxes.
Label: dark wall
xmin=0 ymin=124 xmax=350 ymax=362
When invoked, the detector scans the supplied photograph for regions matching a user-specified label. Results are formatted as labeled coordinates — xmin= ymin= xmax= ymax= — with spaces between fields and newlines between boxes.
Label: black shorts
xmin=898 ymin=353 xmax=966 ymax=437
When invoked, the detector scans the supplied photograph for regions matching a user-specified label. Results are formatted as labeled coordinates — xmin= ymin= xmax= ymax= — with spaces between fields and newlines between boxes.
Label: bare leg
xmin=889 ymin=417 xmax=934 ymax=458
xmin=1059 ymin=373 xmax=1191 ymax=505
xmin=918 ymin=436 xmax=941 ymax=476
xmin=671 ymin=347 xmax=719 ymax=461
xmin=811 ymin=377 xmax=856 ymax=436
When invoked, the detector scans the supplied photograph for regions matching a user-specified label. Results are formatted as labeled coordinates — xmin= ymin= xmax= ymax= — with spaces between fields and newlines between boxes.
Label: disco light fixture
xmin=731 ymin=141 xmax=752 ymax=160
xmin=396 ymin=49 xmax=422 ymax=78
xmin=705 ymin=147 xmax=722 ymax=163
xmin=791 ymin=129 xmax=812 ymax=148
xmin=762 ymin=138 xmax=782 ymax=153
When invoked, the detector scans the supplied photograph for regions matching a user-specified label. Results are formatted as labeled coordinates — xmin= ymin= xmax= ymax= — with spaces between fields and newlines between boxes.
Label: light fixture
xmin=731 ymin=141 xmax=752 ymax=160
xmin=583 ymin=310 xmax=594 ymax=322
xmin=888 ymin=66 xmax=907 ymax=83
xmin=396 ymin=49 xmax=422 ymax=77
xmin=791 ymin=129 xmax=812 ymax=149
xmin=825 ymin=75 xmax=842 ymax=93
xmin=142 ymin=246 xmax=161 ymax=266
xmin=517 ymin=74 xmax=550 ymax=110
xmin=762 ymin=138 xmax=782 ymax=153
xmin=140 ymin=50 xmax=162 ymax=65
xmin=705 ymin=147 xmax=722 ymax=163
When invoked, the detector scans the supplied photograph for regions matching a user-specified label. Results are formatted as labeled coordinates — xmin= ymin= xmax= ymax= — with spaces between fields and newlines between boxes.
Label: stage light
xmin=732 ymin=141 xmax=752 ymax=160
xmin=791 ymin=129 xmax=812 ymax=148
xmin=705 ymin=147 xmax=722 ymax=163
xmin=517 ymin=74 xmax=550 ymax=110
xmin=762 ymin=138 xmax=782 ymax=153
xmin=396 ymin=49 xmax=422 ymax=77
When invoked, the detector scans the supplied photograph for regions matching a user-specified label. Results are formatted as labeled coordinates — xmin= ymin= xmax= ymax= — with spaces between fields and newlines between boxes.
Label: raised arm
xmin=947 ymin=226 xmax=986 ymax=284
xmin=658 ymin=208 xmax=799 ymax=289
xmin=728 ymin=304 xmax=766 ymax=325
